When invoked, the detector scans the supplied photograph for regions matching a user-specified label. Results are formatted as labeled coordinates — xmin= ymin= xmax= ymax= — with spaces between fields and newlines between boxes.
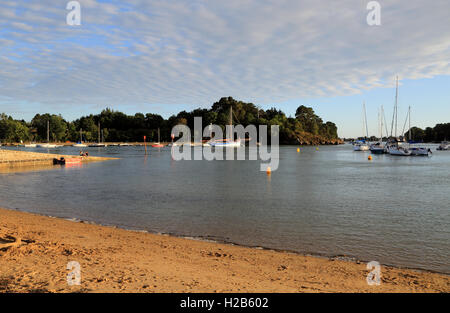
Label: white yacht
xmin=73 ymin=129 xmax=87 ymax=147
xmin=353 ymin=102 xmax=370 ymax=151
xmin=353 ymin=141 xmax=370 ymax=151
xmin=437 ymin=141 xmax=449 ymax=151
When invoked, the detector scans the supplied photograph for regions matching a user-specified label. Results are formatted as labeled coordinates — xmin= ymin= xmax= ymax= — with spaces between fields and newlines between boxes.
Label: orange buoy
xmin=297 ymin=148 xmax=300 ymax=153
xmin=368 ymin=155 xmax=373 ymax=161
xmin=266 ymin=166 xmax=271 ymax=175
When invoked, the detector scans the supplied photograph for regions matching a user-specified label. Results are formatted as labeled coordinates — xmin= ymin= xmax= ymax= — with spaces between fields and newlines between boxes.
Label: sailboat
xmin=37 ymin=120 xmax=58 ymax=148
xmin=387 ymin=77 xmax=412 ymax=156
xmin=353 ymin=102 xmax=370 ymax=151
xmin=406 ymin=107 xmax=431 ymax=156
xmin=73 ymin=128 xmax=87 ymax=147
xmin=209 ymin=105 xmax=242 ymax=147
xmin=437 ymin=141 xmax=449 ymax=151
xmin=152 ymin=128 xmax=164 ymax=147
xmin=89 ymin=122 xmax=107 ymax=147
xmin=370 ymin=106 xmax=387 ymax=154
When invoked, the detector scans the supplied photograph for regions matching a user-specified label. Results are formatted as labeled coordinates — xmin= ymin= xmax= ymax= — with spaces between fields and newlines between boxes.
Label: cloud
xmin=0 ymin=0 xmax=449 ymax=113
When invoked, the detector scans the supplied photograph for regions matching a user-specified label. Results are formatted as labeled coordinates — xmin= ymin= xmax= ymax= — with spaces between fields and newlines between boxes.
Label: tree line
xmin=404 ymin=124 xmax=450 ymax=142
xmin=0 ymin=97 xmax=339 ymax=144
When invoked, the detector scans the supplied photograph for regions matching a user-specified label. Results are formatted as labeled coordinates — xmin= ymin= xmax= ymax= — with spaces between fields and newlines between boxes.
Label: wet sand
xmin=0 ymin=208 xmax=448 ymax=293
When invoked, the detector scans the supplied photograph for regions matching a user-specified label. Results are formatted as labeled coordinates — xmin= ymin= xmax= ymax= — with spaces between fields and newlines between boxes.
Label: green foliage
xmin=31 ymin=114 xmax=67 ymax=142
xmin=405 ymin=124 xmax=450 ymax=142
xmin=0 ymin=114 xmax=31 ymax=142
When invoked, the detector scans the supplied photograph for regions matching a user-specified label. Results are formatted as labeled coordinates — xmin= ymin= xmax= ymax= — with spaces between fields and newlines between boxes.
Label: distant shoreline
xmin=0 ymin=207 xmax=448 ymax=293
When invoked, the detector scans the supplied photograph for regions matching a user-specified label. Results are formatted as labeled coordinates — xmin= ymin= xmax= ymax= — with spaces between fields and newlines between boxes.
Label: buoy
xmin=266 ymin=167 xmax=271 ymax=175
xmin=316 ymin=147 xmax=319 ymax=151
xmin=368 ymin=155 xmax=372 ymax=161
xmin=297 ymin=148 xmax=300 ymax=153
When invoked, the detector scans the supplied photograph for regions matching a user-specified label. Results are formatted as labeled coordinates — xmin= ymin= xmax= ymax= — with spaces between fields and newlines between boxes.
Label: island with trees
xmin=2 ymin=97 xmax=342 ymax=145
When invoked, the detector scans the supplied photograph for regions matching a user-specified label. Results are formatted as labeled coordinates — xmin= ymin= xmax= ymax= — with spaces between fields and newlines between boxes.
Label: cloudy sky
xmin=1 ymin=0 xmax=449 ymax=137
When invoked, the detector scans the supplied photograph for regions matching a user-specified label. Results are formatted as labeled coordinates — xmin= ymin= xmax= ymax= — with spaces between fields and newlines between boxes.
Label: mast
xmin=395 ymin=76 xmax=399 ymax=137
xmin=382 ymin=105 xmax=389 ymax=139
xmin=80 ymin=128 xmax=83 ymax=143
xmin=379 ymin=107 xmax=382 ymax=142
xmin=363 ymin=102 xmax=369 ymax=140
xmin=158 ymin=128 xmax=160 ymax=143
xmin=229 ymin=105 xmax=233 ymax=140
xmin=390 ymin=76 xmax=399 ymax=138
xmin=47 ymin=120 xmax=50 ymax=143
xmin=408 ymin=106 xmax=411 ymax=142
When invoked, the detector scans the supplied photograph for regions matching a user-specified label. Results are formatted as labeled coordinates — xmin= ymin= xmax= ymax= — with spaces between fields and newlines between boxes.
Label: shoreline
xmin=0 ymin=207 xmax=448 ymax=293
xmin=6 ymin=207 xmax=447 ymax=276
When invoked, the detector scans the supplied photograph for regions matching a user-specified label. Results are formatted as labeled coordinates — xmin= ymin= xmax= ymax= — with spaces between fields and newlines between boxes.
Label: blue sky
xmin=1 ymin=0 xmax=449 ymax=138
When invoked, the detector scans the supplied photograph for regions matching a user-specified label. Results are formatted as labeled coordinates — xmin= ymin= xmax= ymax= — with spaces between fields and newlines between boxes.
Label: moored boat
xmin=208 ymin=105 xmax=242 ymax=147
xmin=370 ymin=142 xmax=386 ymax=154
xmin=437 ymin=141 xmax=449 ymax=151
xmin=209 ymin=138 xmax=242 ymax=147
xmin=409 ymin=147 xmax=432 ymax=156
xmin=353 ymin=141 xmax=370 ymax=151
xmin=151 ymin=128 xmax=164 ymax=147
xmin=53 ymin=157 xmax=82 ymax=165
xmin=353 ymin=102 xmax=369 ymax=152
xmin=73 ymin=129 xmax=87 ymax=147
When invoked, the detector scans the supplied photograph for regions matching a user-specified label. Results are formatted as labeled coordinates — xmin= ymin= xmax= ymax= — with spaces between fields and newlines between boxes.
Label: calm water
xmin=0 ymin=144 xmax=449 ymax=273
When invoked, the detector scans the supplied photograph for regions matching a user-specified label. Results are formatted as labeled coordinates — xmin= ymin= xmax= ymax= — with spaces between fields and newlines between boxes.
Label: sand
xmin=0 ymin=208 xmax=448 ymax=293
xmin=0 ymin=149 xmax=115 ymax=170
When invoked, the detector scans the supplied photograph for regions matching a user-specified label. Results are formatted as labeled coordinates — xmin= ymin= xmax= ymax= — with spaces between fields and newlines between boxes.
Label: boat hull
xmin=209 ymin=140 xmax=242 ymax=147
xmin=410 ymin=148 xmax=430 ymax=156
xmin=370 ymin=148 xmax=385 ymax=154
xmin=388 ymin=148 xmax=412 ymax=156
xmin=353 ymin=144 xmax=369 ymax=151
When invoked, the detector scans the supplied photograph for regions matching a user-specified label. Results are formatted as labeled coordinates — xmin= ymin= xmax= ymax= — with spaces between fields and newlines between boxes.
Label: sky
xmin=0 ymin=0 xmax=449 ymax=138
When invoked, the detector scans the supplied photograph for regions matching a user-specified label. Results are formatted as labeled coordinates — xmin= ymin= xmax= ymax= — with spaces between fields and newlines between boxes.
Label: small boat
xmin=37 ymin=143 xmax=58 ymax=148
xmin=437 ymin=141 xmax=449 ymax=151
xmin=152 ymin=128 xmax=164 ymax=147
xmin=208 ymin=105 xmax=242 ymax=147
xmin=38 ymin=120 xmax=59 ymax=148
xmin=354 ymin=102 xmax=370 ymax=151
xmin=405 ymin=107 xmax=430 ymax=156
xmin=88 ymin=143 xmax=107 ymax=147
xmin=353 ymin=140 xmax=370 ymax=151
xmin=53 ymin=157 xmax=82 ymax=165
xmin=73 ymin=129 xmax=87 ymax=147
xmin=88 ymin=122 xmax=108 ymax=147
xmin=409 ymin=147 xmax=432 ymax=156
xmin=24 ymin=143 xmax=37 ymax=148
xmin=119 ymin=143 xmax=132 ymax=146
xmin=370 ymin=142 xmax=386 ymax=154
xmin=387 ymin=142 xmax=412 ymax=156
xmin=209 ymin=138 xmax=242 ymax=147
xmin=370 ymin=106 xmax=387 ymax=154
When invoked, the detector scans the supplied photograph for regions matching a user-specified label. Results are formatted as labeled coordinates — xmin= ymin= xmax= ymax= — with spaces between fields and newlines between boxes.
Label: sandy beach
xmin=0 ymin=207 xmax=448 ymax=293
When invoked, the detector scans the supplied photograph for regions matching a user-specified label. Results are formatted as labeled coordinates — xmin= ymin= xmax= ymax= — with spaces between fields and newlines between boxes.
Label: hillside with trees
xmin=1 ymin=97 xmax=341 ymax=145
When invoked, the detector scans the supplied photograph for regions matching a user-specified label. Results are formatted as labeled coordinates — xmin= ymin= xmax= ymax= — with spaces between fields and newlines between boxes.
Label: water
xmin=0 ymin=144 xmax=449 ymax=273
